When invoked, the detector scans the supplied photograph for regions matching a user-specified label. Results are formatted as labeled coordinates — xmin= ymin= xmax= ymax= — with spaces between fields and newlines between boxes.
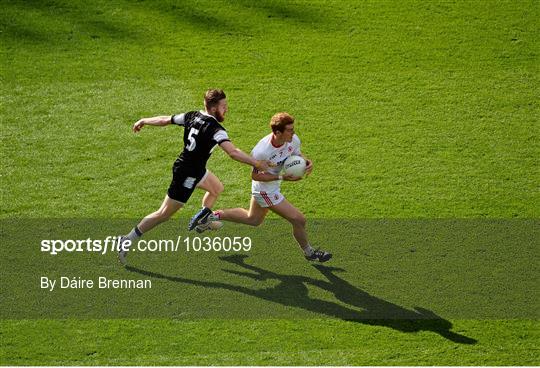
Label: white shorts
xmin=253 ymin=191 xmax=284 ymax=208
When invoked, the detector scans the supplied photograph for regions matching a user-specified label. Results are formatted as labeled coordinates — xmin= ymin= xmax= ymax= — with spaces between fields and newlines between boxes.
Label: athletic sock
xmin=213 ymin=210 xmax=222 ymax=220
xmin=303 ymin=244 xmax=315 ymax=257
xmin=126 ymin=226 xmax=142 ymax=242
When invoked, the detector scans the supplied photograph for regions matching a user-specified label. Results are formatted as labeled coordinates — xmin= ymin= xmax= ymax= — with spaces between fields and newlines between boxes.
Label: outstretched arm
xmin=219 ymin=141 xmax=272 ymax=172
xmin=132 ymin=116 xmax=172 ymax=132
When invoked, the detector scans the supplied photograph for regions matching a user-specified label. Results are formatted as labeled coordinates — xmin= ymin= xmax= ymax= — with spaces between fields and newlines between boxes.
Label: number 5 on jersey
xmin=187 ymin=128 xmax=199 ymax=151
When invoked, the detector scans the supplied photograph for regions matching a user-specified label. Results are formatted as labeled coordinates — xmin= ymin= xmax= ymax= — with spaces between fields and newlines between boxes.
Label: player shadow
xmin=126 ymin=254 xmax=476 ymax=344
xmin=309 ymin=264 xmax=477 ymax=344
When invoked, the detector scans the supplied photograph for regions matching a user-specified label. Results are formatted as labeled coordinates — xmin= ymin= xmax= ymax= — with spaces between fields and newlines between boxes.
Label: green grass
xmin=1 ymin=0 xmax=539 ymax=365
xmin=2 ymin=0 xmax=538 ymax=219
xmin=2 ymin=319 xmax=539 ymax=365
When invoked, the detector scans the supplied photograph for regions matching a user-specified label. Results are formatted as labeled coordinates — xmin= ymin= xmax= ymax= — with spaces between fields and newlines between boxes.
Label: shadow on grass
xmin=2 ymin=0 xmax=330 ymax=45
xmin=2 ymin=0 xmax=141 ymax=45
xmin=126 ymin=254 xmax=477 ymax=345
xmin=138 ymin=0 xmax=329 ymax=34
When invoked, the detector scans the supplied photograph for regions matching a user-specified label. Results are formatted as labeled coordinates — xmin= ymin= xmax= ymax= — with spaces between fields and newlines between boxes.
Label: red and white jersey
xmin=251 ymin=133 xmax=301 ymax=194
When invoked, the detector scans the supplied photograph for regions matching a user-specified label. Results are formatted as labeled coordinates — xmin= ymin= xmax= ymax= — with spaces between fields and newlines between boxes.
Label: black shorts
xmin=167 ymin=163 xmax=207 ymax=204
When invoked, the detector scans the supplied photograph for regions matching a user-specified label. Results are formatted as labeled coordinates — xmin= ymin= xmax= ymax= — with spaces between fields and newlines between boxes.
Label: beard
xmin=215 ymin=110 xmax=225 ymax=122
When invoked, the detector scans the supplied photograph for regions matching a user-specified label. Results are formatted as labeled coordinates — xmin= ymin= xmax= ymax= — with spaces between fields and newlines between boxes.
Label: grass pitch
xmin=1 ymin=0 xmax=539 ymax=365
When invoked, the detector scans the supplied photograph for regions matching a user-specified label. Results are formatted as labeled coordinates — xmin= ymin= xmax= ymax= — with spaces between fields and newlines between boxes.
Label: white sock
xmin=303 ymin=245 xmax=314 ymax=256
xmin=126 ymin=226 xmax=142 ymax=242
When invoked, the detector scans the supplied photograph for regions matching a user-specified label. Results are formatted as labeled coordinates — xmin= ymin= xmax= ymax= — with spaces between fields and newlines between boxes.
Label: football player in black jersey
xmin=118 ymin=89 xmax=271 ymax=264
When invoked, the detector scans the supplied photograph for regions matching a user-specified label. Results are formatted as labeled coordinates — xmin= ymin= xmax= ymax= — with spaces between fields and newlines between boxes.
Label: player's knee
xmin=249 ymin=217 xmax=264 ymax=227
xmin=291 ymin=214 xmax=306 ymax=227
xmin=155 ymin=213 xmax=169 ymax=222
xmin=209 ymin=182 xmax=224 ymax=196
xmin=156 ymin=208 xmax=175 ymax=220
xmin=216 ymin=182 xmax=224 ymax=195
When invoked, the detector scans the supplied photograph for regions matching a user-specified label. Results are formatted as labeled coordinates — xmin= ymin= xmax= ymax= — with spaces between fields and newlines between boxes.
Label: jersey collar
xmin=199 ymin=110 xmax=219 ymax=122
xmin=270 ymin=134 xmax=285 ymax=148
